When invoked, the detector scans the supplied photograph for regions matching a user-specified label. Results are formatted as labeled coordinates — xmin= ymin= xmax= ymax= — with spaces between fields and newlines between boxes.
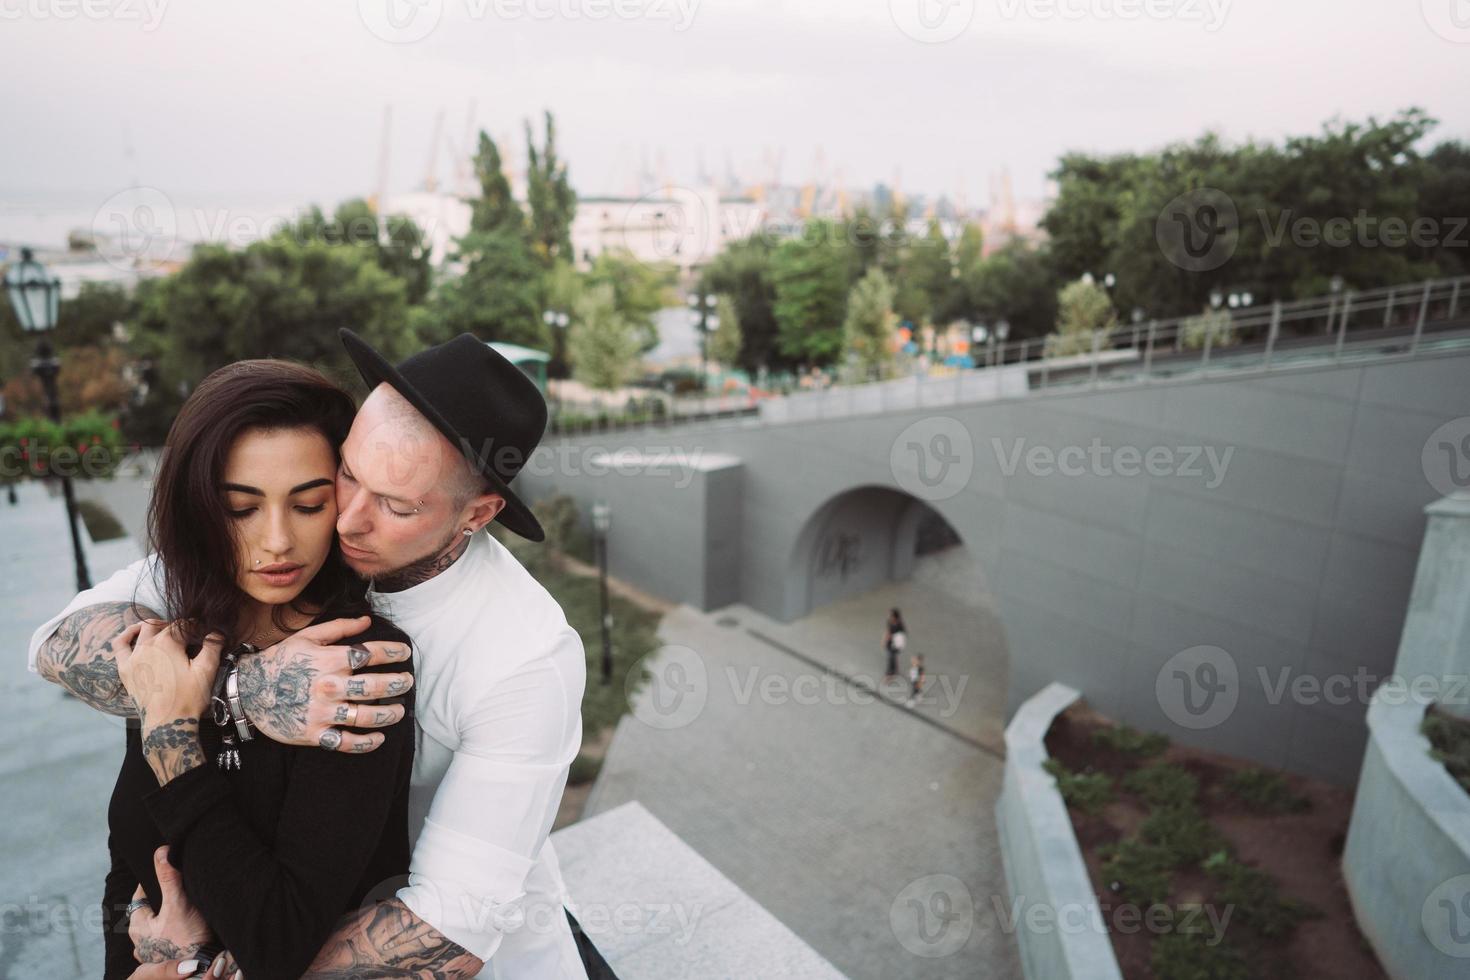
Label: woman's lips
xmin=255 ymin=565 xmax=304 ymax=587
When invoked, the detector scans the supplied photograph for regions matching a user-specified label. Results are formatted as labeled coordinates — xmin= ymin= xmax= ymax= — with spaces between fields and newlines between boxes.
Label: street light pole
xmin=5 ymin=248 xmax=91 ymax=591
xmin=592 ymin=501 xmax=613 ymax=686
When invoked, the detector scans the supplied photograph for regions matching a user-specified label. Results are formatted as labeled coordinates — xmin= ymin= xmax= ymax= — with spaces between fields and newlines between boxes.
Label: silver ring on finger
xmin=319 ymin=728 xmax=343 ymax=751
xmin=347 ymin=644 xmax=370 ymax=670
xmin=124 ymin=898 xmax=149 ymax=919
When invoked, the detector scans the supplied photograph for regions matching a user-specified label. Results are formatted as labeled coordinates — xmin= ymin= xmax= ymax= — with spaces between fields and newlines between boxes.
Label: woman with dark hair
xmin=883 ymin=607 xmax=907 ymax=682
xmin=99 ymin=360 xmax=417 ymax=979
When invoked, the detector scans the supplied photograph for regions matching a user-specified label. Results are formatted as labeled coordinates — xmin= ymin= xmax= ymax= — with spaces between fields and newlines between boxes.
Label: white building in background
xmin=382 ymin=185 xmax=768 ymax=275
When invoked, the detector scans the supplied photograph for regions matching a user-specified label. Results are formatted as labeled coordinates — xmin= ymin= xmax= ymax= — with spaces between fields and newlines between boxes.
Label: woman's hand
xmin=115 ymin=621 xmax=223 ymax=785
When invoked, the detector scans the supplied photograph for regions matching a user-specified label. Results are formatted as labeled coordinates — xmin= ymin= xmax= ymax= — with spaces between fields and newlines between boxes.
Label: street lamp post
xmin=5 ymin=248 xmax=92 ymax=590
xmin=592 ymin=501 xmax=613 ymax=686
xmin=688 ymin=290 xmax=714 ymax=396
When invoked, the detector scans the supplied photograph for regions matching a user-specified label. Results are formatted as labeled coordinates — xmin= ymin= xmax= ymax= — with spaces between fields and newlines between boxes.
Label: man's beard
xmin=367 ymin=525 xmax=471 ymax=593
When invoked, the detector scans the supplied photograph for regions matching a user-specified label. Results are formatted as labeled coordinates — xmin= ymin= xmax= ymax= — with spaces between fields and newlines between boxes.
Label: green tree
xmin=843 ymin=267 xmax=897 ymax=380
xmin=468 ymin=131 xmax=524 ymax=235
xmin=700 ymin=236 xmax=787 ymax=374
xmin=584 ymin=250 xmax=677 ymax=354
xmin=568 ymin=283 xmax=640 ymax=391
xmin=709 ymin=293 xmax=742 ymax=368
xmin=132 ymin=238 xmax=417 ymax=399
xmin=432 ymin=227 xmax=547 ymax=349
xmin=770 ymin=220 xmax=850 ymax=366
xmin=1046 ymin=277 xmax=1117 ymax=357
xmin=897 ymin=218 xmax=956 ymax=327
xmin=525 ymin=110 xmax=577 ymax=268
xmin=962 ymin=241 xmax=1062 ymax=342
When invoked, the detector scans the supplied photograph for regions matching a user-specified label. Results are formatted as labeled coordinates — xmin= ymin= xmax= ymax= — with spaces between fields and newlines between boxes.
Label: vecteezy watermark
xmin=888 ymin=0 xmax=976 ymax=43
xmin=990 ymin=895 xmax=1233 ymax=943
xmin=0 ymin=0 xmax=168 ymax=29
xmin=1156 ymin=646 xmax=1470 ymax=731
xmin=92 ymin=186 xmax=179 ymax=271
xmin=1156 ymin=187 xmax=1240 ymax=273
xmin=1421 ymin=0 xmax=1470 ymax=44
xmin=1424 ymin=874 xmax=1470 ymax=958
xmin=357 ymin=0 xmax=699 ymax=43
xmin=1423 ymin=417 xmax=1470 ymax=496
xmin=1156 ymin=645 xmax=1239 ymax=730
xmin=1259 ymin=211 xmax=1469 ymax=251
xmin=725 ymin=666 xmax=970 ymax=717
xmin=992 ymin=438 xmax=1234 ymax=489
xmin=890 ymin=416 xmax=975 ymax=502
xmin=891 ymin=874 xmax=974 ymax=958
xmin=627 ymin=644 xmax=708 ymax=730
xmin=995 ymin=0 xmax=1231 ymax=31
xmin=524 ymin=445 xmax=708 ymax=489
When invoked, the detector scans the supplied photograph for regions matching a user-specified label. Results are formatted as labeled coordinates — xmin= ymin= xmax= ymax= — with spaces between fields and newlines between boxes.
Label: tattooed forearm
xmin=140 ymin=717 xmax=204 ymax=784
xmin=35 ymin=601 xmax=155 ymax=717
xmin=235 ymin=649 xmax=316 ymax=740
xmin=302 ymin=899 xmax=483 ymax=979
xmin=135 ymin=936 xmax=201 ymax=964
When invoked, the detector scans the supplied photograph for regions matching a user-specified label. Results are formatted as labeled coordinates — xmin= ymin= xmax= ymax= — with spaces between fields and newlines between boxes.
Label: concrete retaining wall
xmin=995 ymin=682 xmax=1124 ymax=980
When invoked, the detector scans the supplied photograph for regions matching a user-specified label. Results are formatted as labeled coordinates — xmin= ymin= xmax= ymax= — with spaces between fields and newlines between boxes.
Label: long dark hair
xmin=148 ymin=360 xmax=361 ymax=650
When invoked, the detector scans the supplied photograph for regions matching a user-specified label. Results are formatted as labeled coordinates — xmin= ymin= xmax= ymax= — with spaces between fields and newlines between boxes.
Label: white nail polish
xmin=177 ymin=962 xmax=201 ymax=976
xmin=212 ymin=956 xmax=225 ymax=977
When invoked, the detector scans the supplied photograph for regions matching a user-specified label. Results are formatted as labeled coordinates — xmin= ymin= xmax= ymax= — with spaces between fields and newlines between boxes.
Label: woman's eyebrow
xmin=222 ymin=478 xmax=334 ymax=496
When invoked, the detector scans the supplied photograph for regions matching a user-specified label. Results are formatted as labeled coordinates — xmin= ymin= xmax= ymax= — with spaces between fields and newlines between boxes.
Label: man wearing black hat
xmin=29 ymin=332 xmax=610 ymax=978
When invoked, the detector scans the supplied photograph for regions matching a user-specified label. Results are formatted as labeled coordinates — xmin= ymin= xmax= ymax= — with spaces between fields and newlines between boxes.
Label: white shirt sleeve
xmin=396 ymin=625 xmax=585 ymax=963
xmin=26 ymin=553 xmax=166 ymax=673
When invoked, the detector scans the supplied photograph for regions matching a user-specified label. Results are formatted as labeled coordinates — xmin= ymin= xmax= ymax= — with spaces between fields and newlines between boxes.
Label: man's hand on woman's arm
xmin=300 ymin=899 xmax=483 ymax=979
xmin=35 ymin=605 xmax=413 ymax=754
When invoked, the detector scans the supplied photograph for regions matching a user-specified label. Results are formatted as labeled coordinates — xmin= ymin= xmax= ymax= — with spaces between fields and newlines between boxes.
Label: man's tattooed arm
xmin=301 ymin=899 xmax=483 ymax=979
xmin=34 ymin=601 xmax=155 ymax=717
xmin=139 ymin=716 xmax=205 ymax=785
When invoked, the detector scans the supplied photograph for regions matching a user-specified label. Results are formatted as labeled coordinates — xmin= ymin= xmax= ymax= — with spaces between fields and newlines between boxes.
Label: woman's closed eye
xmin=227 ymin=503 xmax=329 ymax=518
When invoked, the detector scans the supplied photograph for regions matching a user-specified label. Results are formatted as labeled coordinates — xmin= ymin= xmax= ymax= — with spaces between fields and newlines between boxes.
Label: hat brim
xmin=339 ymin=330 xmax=545 ymax=542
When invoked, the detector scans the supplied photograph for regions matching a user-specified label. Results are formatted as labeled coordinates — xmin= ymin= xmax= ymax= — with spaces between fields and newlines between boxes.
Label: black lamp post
xmin=687 ymin=290 xmax=718 ymax=395
xmin=5 ymin=248 xmax=92 ymax=590
xmin=592 ymin=501 xmax=613 ymax=686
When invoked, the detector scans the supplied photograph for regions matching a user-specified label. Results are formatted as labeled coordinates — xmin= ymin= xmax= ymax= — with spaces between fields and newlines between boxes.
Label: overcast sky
xmin=2 ymin=0 xmax=1467 ymax=241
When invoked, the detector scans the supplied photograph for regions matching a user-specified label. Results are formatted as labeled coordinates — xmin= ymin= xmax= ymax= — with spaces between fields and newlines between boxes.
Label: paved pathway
xmin=1 ymin=481 xmax=143 ymax=979
xmin=585 ymin=600 xmax=1019 ymax=980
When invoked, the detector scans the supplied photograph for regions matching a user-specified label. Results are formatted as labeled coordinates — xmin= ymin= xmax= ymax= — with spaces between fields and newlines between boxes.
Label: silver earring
xmin=463 ymin=528 xmax=473 ymax=536
xmin=255 ymin=559 xmax=261 ymax=566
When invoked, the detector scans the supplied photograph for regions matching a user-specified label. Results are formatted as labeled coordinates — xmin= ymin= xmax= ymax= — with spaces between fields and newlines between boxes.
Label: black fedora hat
xmin=339 ymin=328 xmax=547 ymax=542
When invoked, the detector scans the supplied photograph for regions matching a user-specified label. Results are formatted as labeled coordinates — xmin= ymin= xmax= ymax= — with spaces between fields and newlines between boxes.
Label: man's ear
xmin=465 ymin=493 xmax=507 ymax=532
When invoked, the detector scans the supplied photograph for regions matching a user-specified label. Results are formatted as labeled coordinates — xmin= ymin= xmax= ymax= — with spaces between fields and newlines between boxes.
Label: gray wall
xmin=520 ymin=351 xmax=1470 ymax=785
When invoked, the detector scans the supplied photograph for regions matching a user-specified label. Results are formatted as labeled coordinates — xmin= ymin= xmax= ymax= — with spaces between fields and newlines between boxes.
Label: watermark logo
xmin=993 ymin=0 xmax=1230 ymax=31
xmin=1156 ymin=187 xmax=1238 ymax=272
xmin=891 ymin=874 xmax=974 ymax=957
xmin=1422 ymin=0 xmax=1470 ymax=43
xmin=358 ymin=0 xmax=444 ymax=43
xmin=1156 ymin=645 xmax=1238 ymax=730
xmin=92 ymin=186 xmax=178 ymax=271
xmin=992 ymin=437 xmax=1233 ymax=488
xmin=1423 ymin=417 xmax=1470 ymax=496
xmin=0 ymin=0 xmax=169 ymax=29
xmin=1423 ymin=874 xmax=1470 ymax=958
xmin=890 ymin=416 xmax=974 ymax=501
xmin=628 ymin=644 xmax=707 ymax=730
xmin=889 ymin=0 xmax=975 ymax=43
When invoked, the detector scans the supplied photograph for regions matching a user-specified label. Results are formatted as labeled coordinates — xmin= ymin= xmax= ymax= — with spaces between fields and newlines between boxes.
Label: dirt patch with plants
xmin=1043 ymin=702 xmax=1386 ymax=980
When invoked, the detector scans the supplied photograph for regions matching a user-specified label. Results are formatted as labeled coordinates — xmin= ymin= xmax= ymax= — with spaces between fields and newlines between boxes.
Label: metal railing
xmin=546 ymin=274 xmax=1468 ymax=437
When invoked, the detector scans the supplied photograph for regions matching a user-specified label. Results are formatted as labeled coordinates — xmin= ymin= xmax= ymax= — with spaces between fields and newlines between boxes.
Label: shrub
xmin=1124 ymin=762 xmax=1199 ymax=808
xmin=1043 ymin=758 xmax=1114 ymax=815
xmin=1206 ymin=853 xmax=1318 ymax=939
xmin=1141 ymin=805 xmax=1225 ymax=867
xmin=1099 ymin=837 xmax=1174 ymax=908
xmin=1223 ymin=767 xmax=1310 ymax=814
xmin=1424 ymin=710 xmax=1470 ymax=794
xmin=1092 ymin=724 xmax=1169 ymax=758
xmin=1151 ymin=930 xmax=1251 ymax=980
